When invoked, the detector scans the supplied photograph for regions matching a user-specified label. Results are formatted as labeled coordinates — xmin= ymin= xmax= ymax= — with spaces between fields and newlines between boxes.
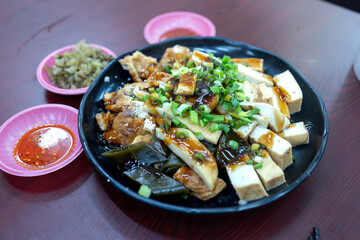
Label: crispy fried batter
xmin=119 ymin=51 xmax=158 ymax=82
xmin=159 ymin=45 xmax=191 ymax=70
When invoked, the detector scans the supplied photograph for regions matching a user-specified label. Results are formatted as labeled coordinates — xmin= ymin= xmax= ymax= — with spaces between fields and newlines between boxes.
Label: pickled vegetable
xmin=46 ymin=40 xmax=114 ymax=89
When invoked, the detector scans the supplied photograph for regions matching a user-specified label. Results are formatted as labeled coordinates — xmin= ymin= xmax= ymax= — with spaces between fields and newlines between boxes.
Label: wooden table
xmin=1 ymin=0 xmax=359 ymax=239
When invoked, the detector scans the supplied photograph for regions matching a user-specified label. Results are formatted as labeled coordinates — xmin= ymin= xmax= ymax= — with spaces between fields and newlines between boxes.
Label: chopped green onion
xmin=163 ymin=112 xmax=169 ymax=133
xmin=212 ymin=115 xmax=225 ymax=123
xmin=151 ymin=98 xmax=159 ymax=105
xmin=235 ymin=105 xmax=242 ymax=114
xmin=179 ymin=123 xmax=189 ymax=129
xmin=235 ymin=92 xmax=245 ymax=101
xmin=175 ymin=131 xmax=189 ymax=139
xmin=199 ymin=104 xmax=211 ymax=113
xmin=210 ymin=85 xmax=220 ymax=94
xmin=201 ymin=113 xmax=213 ymax=120
xmin=199 ymin=120 xmax=205 ymax=128
xmin=228 ymin=140 xmax=239 ymax=150
xmin=163 ymin=65 xmax=172 ymax=73
xmin=253 ymin=163 xmax=262 ymax=169
xmin=141 ymin=95 xmax=149 ymax=102
xmin=159 ymin=95 xmax=169 ymax=103
xmin=193 ymin=152 xmax=205 ymax=161
xmin=219 ymin=124 xmax=230 ymax=133
xmin=245 ymin=96 xmax=250 ymax=102
xmin=210 ymin=123 xmax=219 ymax=132
xmin=171 ymin=101 xmax=179 ymax=109
xmin=194 ymin=132 xmax=204 ymax=141
xmin=251 ymin=143 xmax=260 ymax=151
xmin=246 ymin=159 xmax=253 ymax=165
xmin=138 ymin=185 xmax=151 ymax=198
xmin=241 ymin=62 xmax=249 ymax=67
xmin=186 ymin=61 xmax=195 ymax=68
xmin=172 ymin=118 xmax=181 ymax=126
xmin=148 ymin=87 xmax=155 ymax=92
xmin=172 ymin=107 xmax=180 ymax=116
xmin=181 ymin=194 xmax=189 ymax=199
xmin=224 ymin=94 xmax=233 ymax=102
xmin=190 ymin=111 xmax=199 ymax=124
xmin=292 ymin=155 xmax=294 ymax=160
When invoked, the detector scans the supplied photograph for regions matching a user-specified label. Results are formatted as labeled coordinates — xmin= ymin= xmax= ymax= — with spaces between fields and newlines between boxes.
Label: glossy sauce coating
xmin=14 ymin=125 xmax=75 ymax=168
xmin=257 ymin=131 xmax=276 ymax=148
xmin=163 ymin=128 xmax=214 ymax=166
xmin=272 ymin=86 xmax=290 ymax=118
xmin=159 ymin=28 xmax=200 ymax=41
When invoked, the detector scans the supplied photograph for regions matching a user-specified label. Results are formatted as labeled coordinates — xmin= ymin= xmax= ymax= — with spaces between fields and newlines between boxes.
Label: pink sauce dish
xmin=37 ymin=43 xmax=116 ymax=95
xmin=144 ymin=11 xmax=216 ymax=44
xmin=0 ymin=104 xmax=83 ymax=177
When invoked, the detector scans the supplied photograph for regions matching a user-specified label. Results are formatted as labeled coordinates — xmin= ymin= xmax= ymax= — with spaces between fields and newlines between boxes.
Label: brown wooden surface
xmin=1 ymin=0 xmax=360 ymax=239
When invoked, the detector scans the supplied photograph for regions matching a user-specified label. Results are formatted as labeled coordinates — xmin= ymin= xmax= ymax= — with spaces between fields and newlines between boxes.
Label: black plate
xmin=78 ymin=37 xmax=329 ymax=214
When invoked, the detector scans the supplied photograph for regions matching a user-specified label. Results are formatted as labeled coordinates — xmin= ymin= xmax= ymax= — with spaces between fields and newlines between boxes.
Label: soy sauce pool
xmin=14 ymin=124 xmax=75 ymax=169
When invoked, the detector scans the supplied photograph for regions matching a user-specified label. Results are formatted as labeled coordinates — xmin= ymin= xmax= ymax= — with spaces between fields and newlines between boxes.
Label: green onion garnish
xmin=228 ymin=140 xmax=239 ymax=150
xmin=172 ymin=118 xmax=180 ymax=126
xmin=246 ymin=159 xmax=253 ymax=165
xmin=190 ymin=110 xmax=199 ymax=124
xmin=171 ymin=101 xmax=179 ymax=109
xmin=210 ymin=123 xmax=219 ymax=132
xmin=175 ymin=131 xmax=189 ymax=139
xmin=141 ymin=95 xmax=149 ymax=102
xmin=199 ymin=104 xmax=211 ymax=114
xmin=219 ymin=124 xmax=230 ymax=133
xmin=194 ymin=132 xmax=204 ymax=141
xmin=138 ymin=185 xmax=152 ymax=198
xmin=254 ymin=163 xmax=262 ymax=169
xmin=212 ymin=115 xmax=225 ymax=123
xmin=245 ymin=96 xmax=250 ymax=102
xmin=193 ymin=152 xmax=205 ymax=161
xmin=186 ymin=61 xmax=195 ymax=68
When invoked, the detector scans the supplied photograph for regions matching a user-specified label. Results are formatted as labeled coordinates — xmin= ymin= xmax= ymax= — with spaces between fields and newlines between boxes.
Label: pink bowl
xmin=37 ymin=44 xmax=116 ymax=95
xmin=144 ymin=11 xmax=216 ymax=44
xmin=0 ymin=104 xmax=83 ymax=177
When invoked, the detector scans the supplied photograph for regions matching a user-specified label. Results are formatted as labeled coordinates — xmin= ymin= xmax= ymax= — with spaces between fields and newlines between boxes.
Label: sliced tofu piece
xmin=271 ymin=86 xmax=290 ymax=119
xmin=255 ymin=150 xmax=285 ymax=190
xmin=273 ymin=70 xmax=303 ymax=114
xmin=187 ymin=50 xmax=210 ymax=66
xmin=249 ymin=126 xmax=293 ymax=170
xmin=278 ymin=122 xmax=309 ymax=146
xmin=253 ymin=115 xmax=269 ymax=128
xmin=233 ymin=120 xmax=258 ymax=141
xmin=242 ymin=81 xmax=273 ymax=105
xmin=175 ymin=73 xmax=196 ymax=96
xmin=156 ymin=128 xmax=218 ymax=191
xmin=240 ymin=102 xmax=290 ymax=133
xmin=226 ymin=162 xmax=268 ymax=201
xmin=155 ymin=105 xmax=222 ymax=144
xmin=174 ymin=166 xmax=226 ymax=201
xmin=230 ymin=58 xmax=264 ymax=72
xmin=237 ymin=63 xmax=274 ymax=87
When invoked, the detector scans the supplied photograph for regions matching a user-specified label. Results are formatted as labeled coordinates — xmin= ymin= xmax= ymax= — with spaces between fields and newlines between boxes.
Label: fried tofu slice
xmin=255 ymin=150 xmax=285 ymax=191
xmin=156 ymin=127 xmax=218 ymax=191
xmin=240 ymin=102 xmax=290 ymax=133
xmin=237 ymin=63 xmax=274 ymax=87
xmin=233 ymin=120 xmax=258 ymax=141
xmin=249 ymin=126 xmax=293 ymax=170
xmin=242 ymin=81 xmax=273 ymax=105
xmin=226 ymin=161 xmax=268 ymax=201
xmin=278 ymin=122 xmax=309 ymax=146
xmin=186 ymin=50 xmax=210 ymax=66
xmin=230 ymin=58 xmax=264 ymax=72
xmin=175 ymin=73 xmax=196 ymax=96
xmin=159 ymin=45 xmax=191 ymax=70
xmin=119 ymin=51 xmax=158 ymax=82
xmin=174 ymin=166 xmax=226 ymax=201
xmin=155 ymin=105 xmax=222 ymax=145
xmin=273 ymin=70 xmax=303 ymax=114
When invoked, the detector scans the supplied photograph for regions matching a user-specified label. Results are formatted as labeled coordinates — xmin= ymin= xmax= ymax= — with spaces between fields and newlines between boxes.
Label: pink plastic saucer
xmin=144 ymin=11 xmax=216 ymax=44
xmin=0 ymin=104 xmax=83 ymax=177
xmin=37 ymin=44 xmax=116 ymax=95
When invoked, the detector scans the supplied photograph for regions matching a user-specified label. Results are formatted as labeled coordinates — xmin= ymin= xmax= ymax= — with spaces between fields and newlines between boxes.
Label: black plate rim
xmin=78 ymin=36 xmax=329 ymax=215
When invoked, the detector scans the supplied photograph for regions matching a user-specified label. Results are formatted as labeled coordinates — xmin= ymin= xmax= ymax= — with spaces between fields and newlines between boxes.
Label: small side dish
xmin=46 ymin=40 xmax=114 ymax=89
xmin=37 ymin=41 xmax=116 ymax=95
xmin=0 ymin=104 xmax=83 ymax=177
xmin=95 ymin=45 xmax=309 ymax=204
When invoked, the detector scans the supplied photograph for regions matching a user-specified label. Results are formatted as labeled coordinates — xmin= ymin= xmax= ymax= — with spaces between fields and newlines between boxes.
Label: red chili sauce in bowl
xmin=159 ymin=28 xmax=200 ymax=41
xmin=14 ymin=124 xmax=75 ymax=169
